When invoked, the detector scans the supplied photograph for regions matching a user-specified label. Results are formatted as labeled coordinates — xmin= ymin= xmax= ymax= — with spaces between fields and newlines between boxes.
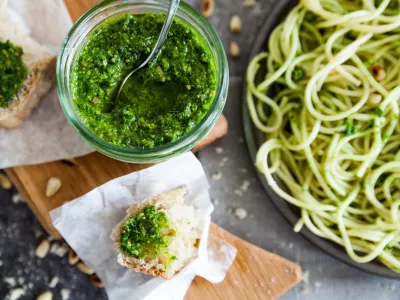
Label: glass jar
xmin=57 ymin=0 xmax=228 ymax=163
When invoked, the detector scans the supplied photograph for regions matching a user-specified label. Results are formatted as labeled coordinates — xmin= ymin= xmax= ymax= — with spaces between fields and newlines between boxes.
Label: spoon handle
xmin=137 ymin=0 xmax=181 ymax=69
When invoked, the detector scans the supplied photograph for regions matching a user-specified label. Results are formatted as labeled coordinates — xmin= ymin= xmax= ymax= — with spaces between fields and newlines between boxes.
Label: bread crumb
xmin=243 ymin=0 xmax=256 ymax=7
xmin=215 ymin=147 xmax=223 ymax=154
xmin=303 ymin=270 xmax=310 ymax=284
xmin=234 ymin=189 xmax=243 ymax=197
xmin=240 ymin=180 xmax=251 ymax=192
xmin=17 ymin=277 xmax=24 ymax=285
xmin=220 ymin=157 xmax=228 ymax=166
xmin=211 ymin=172 xmax=222 ymax=181
xmin=234 ymin=207 xmax=248 ymax=220
xmin=61 ymin=289 xmax=70 ymax=300
xmin=28 ymin=283 xmax=33 ymax=289
xmin=48 ymin=276 xmax=59 ymax=288
xmin=50 ymin=242 xmax=69 ymax=257
xmin=300 ymin=286 xmax=309 ymax=294
xmin=12 ymin=194 xmax=24 ymax=204
xmin=7 ymin=288 xmax=25 ymax=300
xmin=4 ymin=277 xmax=16 ymax=287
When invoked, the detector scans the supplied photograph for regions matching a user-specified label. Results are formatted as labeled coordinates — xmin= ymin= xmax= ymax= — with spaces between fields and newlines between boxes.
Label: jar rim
xmin=57 ymin=0 xmax=228 ymax=162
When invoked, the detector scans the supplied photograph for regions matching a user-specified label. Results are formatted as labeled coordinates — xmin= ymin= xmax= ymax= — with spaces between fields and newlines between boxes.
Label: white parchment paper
xmin=50 ymin=153 xmax=237 ymax=300
xmin=0 ymin=0 xmax=93 ymax=169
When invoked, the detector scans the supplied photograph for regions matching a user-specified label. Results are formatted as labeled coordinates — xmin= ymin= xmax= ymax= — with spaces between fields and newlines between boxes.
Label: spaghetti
xmin=247 ymin=0 xmax=400 ymax=271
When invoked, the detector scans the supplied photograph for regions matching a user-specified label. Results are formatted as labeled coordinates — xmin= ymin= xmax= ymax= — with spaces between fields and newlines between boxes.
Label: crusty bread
xmin=111 ymin=188 xmax=201 ymax=279
xmin=0 ymin=5 xmax=56 ymax=128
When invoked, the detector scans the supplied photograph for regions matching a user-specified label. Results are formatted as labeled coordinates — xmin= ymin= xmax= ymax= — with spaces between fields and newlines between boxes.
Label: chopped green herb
xmin=304 ymin=11 xmax=317 ymax=22
xmin=376 ymin=108 xmax=384 ymax=117
xmin=344 ymin=118 xmax=357 ymax=135
xmin=291 ymin=66 xmax=305 ymax=82
xmin=120 ymin=206 xmax=171 ymax=259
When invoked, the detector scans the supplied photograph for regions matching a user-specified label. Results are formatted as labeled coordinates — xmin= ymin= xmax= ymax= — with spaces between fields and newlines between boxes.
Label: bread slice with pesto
xmin=0 ymin=8 xmax=56 ymax=128
xmin=110 ymin=188 xmax=202 ymax=279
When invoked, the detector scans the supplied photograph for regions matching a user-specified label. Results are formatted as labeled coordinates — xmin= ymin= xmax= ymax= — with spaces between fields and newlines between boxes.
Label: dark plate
xmin=242 ymin=0 xmax=400 ymax=279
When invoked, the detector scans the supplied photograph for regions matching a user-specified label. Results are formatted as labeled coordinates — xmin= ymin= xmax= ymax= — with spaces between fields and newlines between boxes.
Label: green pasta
xmin=247 ymin=0 xmax=400 ymax=271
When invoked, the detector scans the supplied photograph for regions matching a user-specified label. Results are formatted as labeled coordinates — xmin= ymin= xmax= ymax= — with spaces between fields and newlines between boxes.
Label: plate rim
xmin=241 ymin=0 xmax=400 ymax=280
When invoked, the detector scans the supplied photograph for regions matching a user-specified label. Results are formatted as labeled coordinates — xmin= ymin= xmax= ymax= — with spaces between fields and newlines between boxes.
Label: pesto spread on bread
xmin=120 ymin=205 xmax=172 ymax=259
xmin=0 ymin=40 xmax=27 ymax=108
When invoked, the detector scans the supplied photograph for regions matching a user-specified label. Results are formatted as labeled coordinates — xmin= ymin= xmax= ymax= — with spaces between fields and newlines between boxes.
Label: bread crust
xmin=111 ymin=188 xmax=187 ymax=279
xmin=0 ymin=56 xmax=56 ymax=128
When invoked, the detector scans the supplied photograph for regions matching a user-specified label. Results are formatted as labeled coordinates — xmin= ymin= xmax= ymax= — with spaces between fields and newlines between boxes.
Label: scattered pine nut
xmin=76 ymin=262 xmax=94 ymax=275
xmin=68 ymin=249 xmax=79 ymax=265
xmin=36 ymin=290 xmax=53 ymax=300
xmin=45 ymin=177 xmax=62 ymax=197
xmin=243 ymin=0 xmax=256 ymax=7
xmin=229 ymin=40 xmax=240 ymax=57
xmin=61 ymin=289 xmax=70 ymax=300
xmin=201 ymin=0 xmax=214 ymax=18
xmin=368 ymin=93 xmax=382 ymax=105
xmin=230 ymin=15 xmax=242 ymax=34
xmin=234 ymin=207 xmax=248 ymax=220
xmin=0 ymin=173 xmax=12 ymax=190
xmin=35 ymin=240 xmax=50 ymax=259
xmin=370 ymin=64 xmax=386 ymax=81
xmin=90 ymin=274 xmax=104 ymax=288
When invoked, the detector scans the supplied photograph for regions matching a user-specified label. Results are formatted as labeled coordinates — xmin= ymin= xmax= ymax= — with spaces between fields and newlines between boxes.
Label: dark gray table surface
xmin=1 ymin=0 xmax=399 ymax=299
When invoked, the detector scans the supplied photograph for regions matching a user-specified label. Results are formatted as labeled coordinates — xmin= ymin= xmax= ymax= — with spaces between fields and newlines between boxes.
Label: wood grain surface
xmin=5 ymin=0 xmax=302 ymax=299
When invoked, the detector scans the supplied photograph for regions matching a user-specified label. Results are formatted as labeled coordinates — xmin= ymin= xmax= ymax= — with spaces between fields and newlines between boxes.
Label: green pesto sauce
xmin=71 ymin=13 xmax=217 ymax=148
xmin=0 ymin=41 xmax=27 ymax=108
xmin=121 ymin=206 xmax=170 ymax=259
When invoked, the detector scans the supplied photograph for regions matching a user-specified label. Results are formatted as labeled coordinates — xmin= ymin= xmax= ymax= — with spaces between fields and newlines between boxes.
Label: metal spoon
xmin=114 ymin=0 xmax=181 ymax=101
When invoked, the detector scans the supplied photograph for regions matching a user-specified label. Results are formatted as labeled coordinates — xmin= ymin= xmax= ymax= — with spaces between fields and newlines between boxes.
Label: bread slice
xmin=111 ymin=188 xmax=201 ymax=279
xmin=0 ymin=6 xmax=56 ymax=128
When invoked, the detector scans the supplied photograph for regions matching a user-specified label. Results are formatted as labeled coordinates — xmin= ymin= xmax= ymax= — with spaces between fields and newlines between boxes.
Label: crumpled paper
xmin=50 ymin=152 xmax=237 ymax=300
xmin=0 ymin=0 xmax=93 ymax=169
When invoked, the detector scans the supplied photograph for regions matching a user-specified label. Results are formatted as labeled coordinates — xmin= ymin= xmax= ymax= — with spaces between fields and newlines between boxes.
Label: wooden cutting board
xmin=5 ymin=0 xmax=302 ymax=299
xmin=6 ymin=152 xmax=302 ymax=300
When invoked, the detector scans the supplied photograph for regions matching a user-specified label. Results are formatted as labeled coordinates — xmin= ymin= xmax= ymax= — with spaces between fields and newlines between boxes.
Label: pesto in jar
xmin=0 ymin=41 xmax=27 ymax=108
xmin=71 ymin=13 xmax=217 ymax=148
